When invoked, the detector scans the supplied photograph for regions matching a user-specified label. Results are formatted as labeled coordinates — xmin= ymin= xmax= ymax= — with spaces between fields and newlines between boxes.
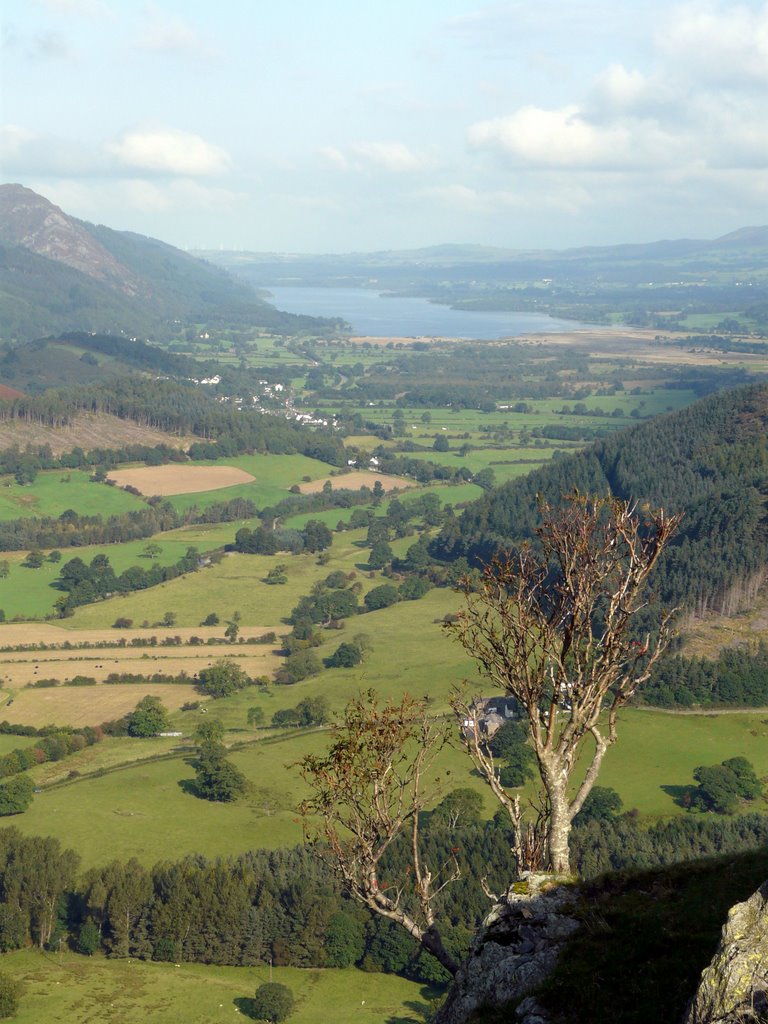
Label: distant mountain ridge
xmin=0 ymin=184 xmax=336 ymax=342
xmin=200 ymin=226 xmax=768 ymax=269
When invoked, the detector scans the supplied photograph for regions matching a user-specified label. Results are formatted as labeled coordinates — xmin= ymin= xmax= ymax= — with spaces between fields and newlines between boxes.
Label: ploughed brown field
xmin=107 ymin=465 xmax=255 ymax=496
xmin=298 ymin=470 xmax=411 ymax=493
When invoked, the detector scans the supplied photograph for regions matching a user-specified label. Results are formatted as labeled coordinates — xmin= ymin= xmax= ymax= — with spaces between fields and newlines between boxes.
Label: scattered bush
xmin=252 ymin=982 xmax=295 ymax=1023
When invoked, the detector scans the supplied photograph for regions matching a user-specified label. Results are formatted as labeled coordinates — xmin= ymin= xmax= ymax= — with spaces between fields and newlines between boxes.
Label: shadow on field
xmin=385 ymin=992 xmax=442 ymax=1023
xmin=660 ymin=783 xmax=695 ymax=807
xmin=177 ymin=777 xmax=202 ymax=798
xmin=233 ymin=996 xmax=258 ymax=1019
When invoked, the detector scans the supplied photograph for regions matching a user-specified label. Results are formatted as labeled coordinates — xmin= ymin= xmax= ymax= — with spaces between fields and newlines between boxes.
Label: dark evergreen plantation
xmin=431 ymin=382 xmax=768 ymax=620
xmin=3 ymin=811 xmax=768 ymax=974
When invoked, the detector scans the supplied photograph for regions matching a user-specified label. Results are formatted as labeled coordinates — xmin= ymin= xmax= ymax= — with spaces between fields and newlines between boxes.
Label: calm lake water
xmin=267 ymin=286 xmax=601 ymax=340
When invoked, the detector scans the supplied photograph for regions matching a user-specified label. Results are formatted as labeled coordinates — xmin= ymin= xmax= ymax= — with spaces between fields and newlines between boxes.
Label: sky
xmin=3 ymin=0 xmax=768 ymax=253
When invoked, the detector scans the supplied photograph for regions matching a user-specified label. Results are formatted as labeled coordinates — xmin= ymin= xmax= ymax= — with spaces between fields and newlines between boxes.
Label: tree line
xmin=0 ymin=376 xmax=346 ymax=465
xmin=643 ymin=640 xmax=768 ymax=708
xmin=54 ymin=548 xmax=201 ymax=616
xmin=3 ymin=804 xmax=768 ymax=977
xmin=0 ymin=496 xmax=256 ymax=552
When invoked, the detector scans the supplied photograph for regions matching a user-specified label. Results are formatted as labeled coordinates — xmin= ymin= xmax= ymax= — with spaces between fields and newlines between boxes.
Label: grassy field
xmin=599 ymin=708 xmax=768 ymax=814
xmin=165 ymin=453 xmax=336 ymax=512
xmin=0 ymin=470 xmax=144 ymax=521
xmin=0 ymin=531 xmax=235 ymax=620
xmin=12 ymin=651 xmax=768 ymax=869
xmin=1 ymin=949 xmax=439 ymax=1024
xmin=0 ymin=682 xmax=202 ymax=727
xmin=64 ymin=526 xmax=400 ymax=629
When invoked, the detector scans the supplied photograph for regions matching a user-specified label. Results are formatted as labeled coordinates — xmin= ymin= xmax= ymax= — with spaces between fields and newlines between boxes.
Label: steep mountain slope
xmin=0 ymin=184 xmax=337 ymax=341
xmin=0 ymin=184 xmax=140 ymax=292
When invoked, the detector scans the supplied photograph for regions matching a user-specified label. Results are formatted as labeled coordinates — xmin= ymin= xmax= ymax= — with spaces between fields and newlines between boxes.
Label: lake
xmin=266 ymin=286 xmax=602 ymax=340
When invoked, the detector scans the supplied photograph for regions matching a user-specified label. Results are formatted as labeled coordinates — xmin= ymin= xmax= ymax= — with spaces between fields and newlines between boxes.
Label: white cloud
xmin=33 ymin=0 xmax=114 ymax=17
xmin=1 ymin=124 xmax=107 ymax=176
xmin=318 ymin=146 xmax=349 ymax=171
xmin=589 ymin=64 xmax=655 ymax=113
xmin=107 ymin=129 xmax=231 ymax=177
xmin=467 ymin=105 xmax=669 ymax=170
xmin=319 ymin=141 xmax=425 ymax=174
xmin=351 ymin=141 xmax=425 ymax=173
xmin=417 ymin=184 xmax=523 ymax=213
xmin=139 ymin=2 xmax=217 ymax=59
xmin=27 ymin=30 xmax=75 ymax=60
xmin=658 ymin=1 xmax=768 ymax=85
xmin=419 ymin=181 xmax=592 ymax=217
xmin=120 ymin=178 xmax=242 ymax=213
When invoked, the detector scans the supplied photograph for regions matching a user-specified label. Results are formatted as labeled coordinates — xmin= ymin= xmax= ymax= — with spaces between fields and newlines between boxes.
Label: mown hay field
xmin=107 ymin=465 xmax=256 ymax=496
xmin=0 ymin=623 xmax=280 ymax=648
xmin=166 ymin=452 xmax=338 ymax=512
xmin=0 ymin=646 xmax=279 ymax=689
xmin=0 ymin=682 xmax=202 ymax=728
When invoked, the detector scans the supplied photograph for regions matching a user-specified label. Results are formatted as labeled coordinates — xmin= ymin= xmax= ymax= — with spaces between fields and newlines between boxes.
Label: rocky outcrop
xmin=684 ymin=879 xmax=768 ymax=1024
xmin=0 ymin=183 xmax=139 ymax=293
xmin=434 ymin=873 xmax=579 ymax=1024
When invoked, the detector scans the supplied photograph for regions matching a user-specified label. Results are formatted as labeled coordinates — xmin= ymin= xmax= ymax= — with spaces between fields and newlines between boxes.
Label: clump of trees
xmin=0 ymin=775 xmax=35 ymax=816
xmin=325 ymin=634 xmax=371 ymax=669
xmin=274 ymin=650 xmax=322 ymax=685
xmin=688 ymin=757 xmax=763 ymax=814
xmin=0 ymin=972 xmax=21 ymax=1019
xmin=54 ymin=548 xmax=200 ymax=616
xmin=233 ymin=519 xmax=332 ymax=556
xmin=271 ymin=697 xmax=330 ymax=729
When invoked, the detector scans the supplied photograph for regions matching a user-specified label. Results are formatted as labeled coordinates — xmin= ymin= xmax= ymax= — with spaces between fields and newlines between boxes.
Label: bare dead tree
xmin=447 ymin=493 xmax=682 ymax=876
xmin=297 ymin=690 xmax=460 ymax=975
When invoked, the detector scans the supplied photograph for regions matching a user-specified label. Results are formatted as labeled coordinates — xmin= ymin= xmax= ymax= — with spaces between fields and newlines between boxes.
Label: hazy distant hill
xmin=200 ymin=226 xmax=768 ymax=294
xmin=0 ymin=184 xmax=337 ymax=342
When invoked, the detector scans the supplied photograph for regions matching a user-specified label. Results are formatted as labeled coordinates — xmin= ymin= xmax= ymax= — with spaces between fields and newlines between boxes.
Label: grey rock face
xmin=434 ymin=872 xmax=579 ymax=1024
xmin=684 ymin=879 xmax=768 ymax=1024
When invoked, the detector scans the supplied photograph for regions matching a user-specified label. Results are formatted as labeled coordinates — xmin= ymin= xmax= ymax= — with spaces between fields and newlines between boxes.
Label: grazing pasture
xmin=298 ymin=470 xmax=412 ymax=493
xmin=0 ymin=950 xmax=437 ymax=1024
xmin=0 ymin=470 xmax=144 ymax=521
xmin=166 ymin=453 xmax=338 ymax=512
xmin=0 ymin=533 xmax=232 ymax=619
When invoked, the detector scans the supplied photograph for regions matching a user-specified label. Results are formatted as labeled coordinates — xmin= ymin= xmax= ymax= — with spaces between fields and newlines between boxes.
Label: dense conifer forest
xmin=432 ymin=383 xmax=768 ymax=622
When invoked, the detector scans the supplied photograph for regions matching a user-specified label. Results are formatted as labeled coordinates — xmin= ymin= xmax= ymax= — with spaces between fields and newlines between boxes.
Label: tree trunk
xmin=420 ymin=925 xmax=459 ymax=976
xmin=546 ymin=782 xmax=572 ymax=875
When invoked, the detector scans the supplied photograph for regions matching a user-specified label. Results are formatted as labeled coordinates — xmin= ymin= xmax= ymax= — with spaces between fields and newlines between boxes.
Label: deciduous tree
xmin=447 ymin=493 xmax=681 ymax=875
xmin=298 ymin=690 xmax=460 ymax=974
